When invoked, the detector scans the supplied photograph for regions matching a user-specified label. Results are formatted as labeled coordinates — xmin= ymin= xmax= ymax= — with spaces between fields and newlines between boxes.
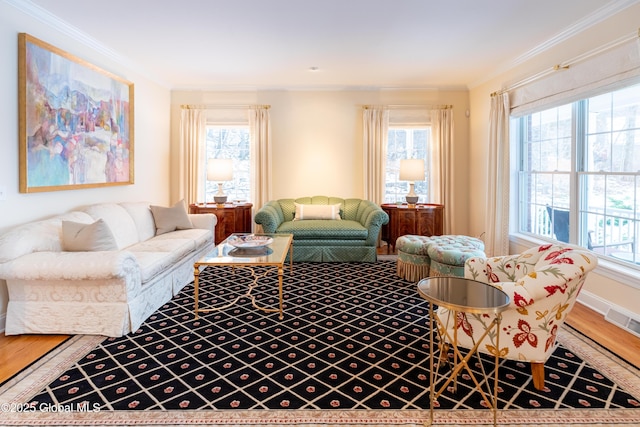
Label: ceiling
xmin=22 ymin=0 xmax=638 ymax=90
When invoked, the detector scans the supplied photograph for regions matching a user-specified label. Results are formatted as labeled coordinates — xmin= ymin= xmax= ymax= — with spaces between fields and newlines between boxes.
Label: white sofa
xmin=0 ymin=202 xmax=216 ymax=337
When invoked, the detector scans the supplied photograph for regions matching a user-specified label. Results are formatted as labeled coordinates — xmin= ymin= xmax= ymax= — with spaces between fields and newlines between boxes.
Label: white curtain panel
xmin=362 ymin=107 xmax=389 ymax=205
xmin=430 ymin=108 xmax=454 ymax=234
xmin=249 ymin=107 xmax=272 ymax=218
xmin=485 ymin=93 xmax=511 ymax=257
xmin=179 ymin=108 xmax=206 ymax=206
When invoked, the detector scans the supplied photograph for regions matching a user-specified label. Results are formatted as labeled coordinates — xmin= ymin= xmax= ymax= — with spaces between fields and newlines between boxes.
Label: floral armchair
xmin=439 ymin=243 xmax=598 ymax=390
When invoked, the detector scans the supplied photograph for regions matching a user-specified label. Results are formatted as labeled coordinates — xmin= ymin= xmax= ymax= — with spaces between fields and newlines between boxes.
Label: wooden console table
xmin=381 ymin=203 xmax=444 ymax=253
xmin=189 ymin=203 xmax=253 ymax=245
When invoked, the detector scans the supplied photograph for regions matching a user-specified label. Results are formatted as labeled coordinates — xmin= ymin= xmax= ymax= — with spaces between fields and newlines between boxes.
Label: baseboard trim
xmin=576 ymin=290 xmax=610 ymax=315
xmin=578 ymin=290 xmax=640 ymax=338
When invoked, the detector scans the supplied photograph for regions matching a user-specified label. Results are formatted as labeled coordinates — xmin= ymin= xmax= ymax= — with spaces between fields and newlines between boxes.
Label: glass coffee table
xmin=193 ymin=233 xmax=293 ymax=320
xmin=417 ymin=276 xmax=509 ymax=427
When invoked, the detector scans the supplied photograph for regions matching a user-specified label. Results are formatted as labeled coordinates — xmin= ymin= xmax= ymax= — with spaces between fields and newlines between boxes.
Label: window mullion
xmin=573 ymin=100 xmax=586 ymax=246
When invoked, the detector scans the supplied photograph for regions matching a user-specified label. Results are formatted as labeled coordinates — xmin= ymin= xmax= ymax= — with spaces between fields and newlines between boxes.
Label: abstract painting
xmin=18 ymin=33 xmax=134 ymax=193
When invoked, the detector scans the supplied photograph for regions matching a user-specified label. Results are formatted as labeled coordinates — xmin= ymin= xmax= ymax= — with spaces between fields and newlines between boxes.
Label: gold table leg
xmin=194 ymin=265 xmax=201 ymax=320
xmin=193 ymin=264 xmax=287 ymax=320
xmin=277 ymin=265 xmax=284 ymax=320
xmin=427 ymin=309 xmax=501 ymax=427
xmin=428 ymin=302 xmax=435 ymax=426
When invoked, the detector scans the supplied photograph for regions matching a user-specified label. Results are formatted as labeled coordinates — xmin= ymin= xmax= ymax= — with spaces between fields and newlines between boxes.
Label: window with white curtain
xmin=384 ymin=126 xmax=430 ymax=203
xmin=205 ymin=126 xmax=251 ymax=203
xmin=516 ymin=82 xmax=640 ymax=266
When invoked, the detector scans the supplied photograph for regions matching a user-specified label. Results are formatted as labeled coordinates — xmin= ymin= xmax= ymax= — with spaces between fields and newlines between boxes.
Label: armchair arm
xmin=471 ymin=260 xmax=592 ymax=310
xmin=465 ymin=247 xmax=549 ymax=283
xmin=254 ymin=202 xmax=285 ymax=233
xmin=464 ymin=254 xmax=522 ymax=283
xmin=465 ymin=252 xmax=563 ymax=309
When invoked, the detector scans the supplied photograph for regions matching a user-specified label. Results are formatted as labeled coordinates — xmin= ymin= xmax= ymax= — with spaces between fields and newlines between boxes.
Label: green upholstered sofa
xmin=254 ymin=196 xmax=389 ymax=262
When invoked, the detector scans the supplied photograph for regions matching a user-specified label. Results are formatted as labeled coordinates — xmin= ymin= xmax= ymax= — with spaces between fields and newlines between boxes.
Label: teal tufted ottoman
xmin=427 ymin=235 xmax=485 ymax=277
xmin=396 ymin=235 xmax=485 ymax=281
xmin=396 ymin=235 xmax=433 ymax=282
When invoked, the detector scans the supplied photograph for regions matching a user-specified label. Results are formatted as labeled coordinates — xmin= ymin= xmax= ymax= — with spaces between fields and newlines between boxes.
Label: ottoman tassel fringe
xmin=397 ymin=259 xmax=429 ymax=283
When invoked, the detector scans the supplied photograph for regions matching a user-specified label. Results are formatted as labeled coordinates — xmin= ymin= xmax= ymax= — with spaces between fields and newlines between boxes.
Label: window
xmin=517 ymin=83 xmax=640 ymax=266
xmin=205 ymin=126 xmax=251 ymax=203
xmin=384 ymin=127 xmax=430 ymax=203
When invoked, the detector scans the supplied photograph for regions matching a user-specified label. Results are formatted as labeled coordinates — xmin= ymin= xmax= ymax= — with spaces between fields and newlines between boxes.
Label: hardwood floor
xmin=0 ymin=334 xmax=68 ymax=383
xmin=1 ymin=250 xmax=639 ymax=384
xmin=565 ymin=302 xmax=640 ymax=368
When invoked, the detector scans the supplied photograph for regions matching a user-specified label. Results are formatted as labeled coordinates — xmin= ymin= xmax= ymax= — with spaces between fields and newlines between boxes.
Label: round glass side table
xmin=417 ymin=276 xmax=509 ymax=427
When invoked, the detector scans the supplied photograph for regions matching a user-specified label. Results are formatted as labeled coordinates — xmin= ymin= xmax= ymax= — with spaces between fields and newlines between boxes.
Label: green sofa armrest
xmin=254 ymin=201 xmax=284 ymax=233
xmin=358 ymin=201 xmax=389 ymax=245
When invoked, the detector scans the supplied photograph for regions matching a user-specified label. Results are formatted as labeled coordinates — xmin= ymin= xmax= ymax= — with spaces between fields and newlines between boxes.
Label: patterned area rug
xmin=1 ymin=260 xmax=639 ymax=426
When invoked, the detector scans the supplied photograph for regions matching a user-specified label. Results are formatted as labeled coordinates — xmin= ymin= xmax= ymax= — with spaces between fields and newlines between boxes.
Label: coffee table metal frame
xmin=417 ymin=276 xmax=510 ymax=427
xmin=193 ymin=233 xmax=293 ymax=320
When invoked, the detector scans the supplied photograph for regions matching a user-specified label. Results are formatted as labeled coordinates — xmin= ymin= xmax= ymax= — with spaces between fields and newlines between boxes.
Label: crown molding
xmin=469 ymin=0 xmax=640 ymax=89
xmin=5 ymin=0 xmax=170 ymax=88
xmin=511 ymin=0 xmax=639 ymax=66
xmin=173 ymin=83 xmax=469 ymax=93
xmin=6 ymin=0 xmax=123 ymax=61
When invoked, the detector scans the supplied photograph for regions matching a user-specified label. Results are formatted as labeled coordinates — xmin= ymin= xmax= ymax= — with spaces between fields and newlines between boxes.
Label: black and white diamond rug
xmin=12 ymin=261 xmax=640 ymax=416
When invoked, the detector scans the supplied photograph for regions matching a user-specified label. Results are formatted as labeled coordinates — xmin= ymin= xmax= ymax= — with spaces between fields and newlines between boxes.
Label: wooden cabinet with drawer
xmin=381 ymin=203 xmax=444 ymax=253
xmin=189 ymin=203 xmax=253 ymax=245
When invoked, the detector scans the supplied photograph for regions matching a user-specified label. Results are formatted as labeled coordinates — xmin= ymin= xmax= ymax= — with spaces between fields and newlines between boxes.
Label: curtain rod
xmin=491 ymin=28 xmax=640 ymax=97
xmin=363 ymin=104 xmax=452 ymax=110
xmin=180 ymin=104 xmax=270 ymax=109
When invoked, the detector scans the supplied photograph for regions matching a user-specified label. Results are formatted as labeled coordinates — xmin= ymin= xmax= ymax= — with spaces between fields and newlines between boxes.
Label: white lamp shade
xmin=207 ymin=158 xmax=233 ymax=181
xmin=399 ymin=159 xmax=425 ymax=181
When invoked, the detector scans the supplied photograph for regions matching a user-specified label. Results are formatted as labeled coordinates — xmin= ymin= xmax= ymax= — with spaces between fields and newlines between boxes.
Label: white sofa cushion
xmin=154 ymin=228 xmax=213 ymax=250
xmin=129 ymin=251 xmax=184 ymax=284
xmin=150 ymin=200 xmax=194 ymax=235
xmin=128 ymin=238 xmax=195 ymax=261
xmin=62 ymin=219 xmax=118 ymax=252
xmin=127 ymin=229 xmax=212 ymax=283
xmin=0 ymin=211 xmax=94 ymax=264
xmin=83 ymin=203 xmax=139 ymax=249
xmin=294 ymin=203 xmax=342 ymax=220
xmin=120 ymin=202 xmax=156 ymax=243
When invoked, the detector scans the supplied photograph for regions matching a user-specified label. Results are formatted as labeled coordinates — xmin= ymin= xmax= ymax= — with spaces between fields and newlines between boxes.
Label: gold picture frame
xmin=18 ymin=33 xmax=134 ymax=193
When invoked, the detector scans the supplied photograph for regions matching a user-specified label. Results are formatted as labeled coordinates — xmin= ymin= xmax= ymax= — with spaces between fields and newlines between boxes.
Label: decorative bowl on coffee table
xmin=227 ymin=234 xmax=274 ymax=248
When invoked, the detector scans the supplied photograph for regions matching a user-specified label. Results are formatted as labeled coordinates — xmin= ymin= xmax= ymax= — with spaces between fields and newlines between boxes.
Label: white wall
xmin=0 ymin=2 xmax=171 ymax=328
xmin=468 ymin=2 xmax=640 ymax=318
xmin=170 ymin=89 xmax=471 ymax=230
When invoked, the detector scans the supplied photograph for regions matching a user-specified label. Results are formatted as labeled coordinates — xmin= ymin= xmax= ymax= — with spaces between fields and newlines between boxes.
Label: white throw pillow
xmin=150 ymin=199 xmax=194 ymax=235
xmin=294 ymin=203 xmax=342 ymax=220
xmin=62 ymin=219 xmax=118 ymax=251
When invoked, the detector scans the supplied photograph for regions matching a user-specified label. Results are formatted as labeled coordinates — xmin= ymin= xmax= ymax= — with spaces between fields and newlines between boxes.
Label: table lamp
xmin=207 ymin=158 xmax=233 ymax=205
xmin=399 ymin=159 xmax=425 ymax=205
